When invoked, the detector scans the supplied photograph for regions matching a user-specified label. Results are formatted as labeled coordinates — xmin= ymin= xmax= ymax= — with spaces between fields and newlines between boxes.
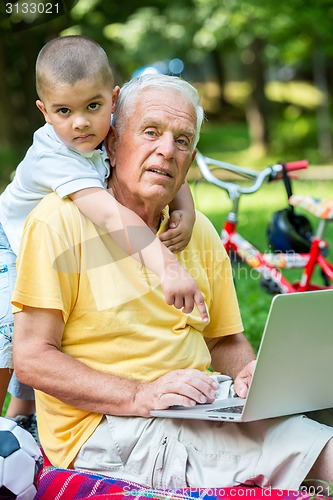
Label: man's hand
xmin=160 ymin=260 xmax=208 ymax=322
xmin=135 ymin=369 xmax=220 ymax=417
xmin=233 ymin=360 xmax=256 ymax=398
xmin=159 ymin=210 xmax=193 ymax=253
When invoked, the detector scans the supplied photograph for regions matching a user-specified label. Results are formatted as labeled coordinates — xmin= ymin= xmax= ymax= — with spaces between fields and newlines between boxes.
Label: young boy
xmin=0 ymin=35 xmax=207 ymax=420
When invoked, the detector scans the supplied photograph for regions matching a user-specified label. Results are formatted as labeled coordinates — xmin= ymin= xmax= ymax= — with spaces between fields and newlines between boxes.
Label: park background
xmin=1 ymin=0 xmax=333 ymax=348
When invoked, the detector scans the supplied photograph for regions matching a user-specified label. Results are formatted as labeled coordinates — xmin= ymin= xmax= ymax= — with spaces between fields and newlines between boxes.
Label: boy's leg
xmin=7 ymin=369 xmax=35 ymax=413
xmin=6 ymin=394 xmax=36 ymax=418
xmin=0 ymin=223 xmax=36 ymax=436
xmin=0 ymin=223 xmax=16 ymax=414
xmin=6 ymin=373 xmax=38 ymax=445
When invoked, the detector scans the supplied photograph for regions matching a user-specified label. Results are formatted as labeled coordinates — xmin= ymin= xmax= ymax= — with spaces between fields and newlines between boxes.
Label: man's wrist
xmin=132 ymin=382 xmax=152 ymax=417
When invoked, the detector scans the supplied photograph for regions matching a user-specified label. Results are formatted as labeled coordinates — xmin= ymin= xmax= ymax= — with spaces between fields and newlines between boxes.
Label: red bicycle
xmin=195 ymin=151 xmax=333 ymax=294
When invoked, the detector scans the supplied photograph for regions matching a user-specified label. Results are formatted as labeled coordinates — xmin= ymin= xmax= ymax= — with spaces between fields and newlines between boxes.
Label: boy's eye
xmin=57 ymin=108 xmax=70 ymax=116
xmin=88 ymin=102 xmax=101 ymax=111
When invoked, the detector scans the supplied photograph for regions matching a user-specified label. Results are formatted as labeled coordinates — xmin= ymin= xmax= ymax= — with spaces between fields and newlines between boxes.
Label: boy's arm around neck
xmin=69 ymin=187 xmax=208 ymax=321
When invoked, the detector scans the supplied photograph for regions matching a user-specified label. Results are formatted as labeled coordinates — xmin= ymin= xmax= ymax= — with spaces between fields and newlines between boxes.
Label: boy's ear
xmin=36 ymin=100 xmax=52 ymax=124
xmin=106 ymin=125 xmax=118 ymax=166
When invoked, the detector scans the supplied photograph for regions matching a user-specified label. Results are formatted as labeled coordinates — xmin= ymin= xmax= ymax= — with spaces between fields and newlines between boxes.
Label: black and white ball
xmin=0 ymin=416 xmax=42 ymax=499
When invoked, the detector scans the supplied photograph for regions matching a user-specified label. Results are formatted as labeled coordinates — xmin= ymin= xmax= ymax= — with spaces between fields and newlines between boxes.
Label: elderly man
xmin=13 ymin=74 xmax=333 ymax=489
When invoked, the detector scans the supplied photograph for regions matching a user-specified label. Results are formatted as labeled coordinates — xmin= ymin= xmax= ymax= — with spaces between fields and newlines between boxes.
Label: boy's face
xmin=36 ymin=78 xmax=119 ymax=152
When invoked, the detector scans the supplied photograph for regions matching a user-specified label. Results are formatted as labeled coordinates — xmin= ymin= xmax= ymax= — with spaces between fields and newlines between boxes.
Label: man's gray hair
xmin=113 ymin=74 xmax=204 ymax=147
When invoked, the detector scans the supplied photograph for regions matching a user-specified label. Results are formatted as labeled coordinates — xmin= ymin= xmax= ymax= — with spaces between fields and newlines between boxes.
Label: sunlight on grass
xmin=221 ymin=80 xmax=322 ymax=109
xmin=195 ymin=79 xmax=332 ymax=168
xmin=195 ymin=118 xmax=327 ymax=172
xmin=266 ymin=81 xmax=323 ymax=109
xmin=224 ymin=81 xmax=252 ymax=107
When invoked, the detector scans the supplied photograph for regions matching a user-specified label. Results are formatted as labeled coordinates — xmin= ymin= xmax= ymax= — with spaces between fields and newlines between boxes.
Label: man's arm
xmin=205 ymin=333 xmax=256 ymax=397
xmin=14 ymin=306 xmax=218 ymax=417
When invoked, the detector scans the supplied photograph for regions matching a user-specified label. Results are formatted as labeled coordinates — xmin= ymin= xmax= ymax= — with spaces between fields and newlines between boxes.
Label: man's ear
xmin=191 ymin=148 xmax=197 ymax=165
xmin=36 ymin=100 xmax=52 ymax=124
xmin=106 ymin=125 xmax=118 ymax=166
xmin=111 ymin=86 xmax=120 ymax=114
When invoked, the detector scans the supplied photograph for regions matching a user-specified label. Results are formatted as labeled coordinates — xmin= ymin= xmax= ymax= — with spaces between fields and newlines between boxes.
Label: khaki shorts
xmin=74 ymin=412 xmax=333 ymax=490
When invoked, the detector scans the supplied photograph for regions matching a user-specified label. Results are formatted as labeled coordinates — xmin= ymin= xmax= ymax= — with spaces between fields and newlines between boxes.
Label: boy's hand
xmin=159 ymin=210 xmax=194 ymax=253
xmin=161 ymin=260 xmax=209 ymax=322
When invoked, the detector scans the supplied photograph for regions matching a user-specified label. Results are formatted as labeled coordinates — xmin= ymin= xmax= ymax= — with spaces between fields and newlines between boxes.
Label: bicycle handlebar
xmin=285 ymin=160 xmax=308 ymax=171
xmin=195 ymin=151 xmax=308 ymax=198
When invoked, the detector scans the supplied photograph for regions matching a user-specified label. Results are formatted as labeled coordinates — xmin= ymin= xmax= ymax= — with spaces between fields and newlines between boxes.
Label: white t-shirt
xmin=0 ymin=123 xmax=110 ymax=254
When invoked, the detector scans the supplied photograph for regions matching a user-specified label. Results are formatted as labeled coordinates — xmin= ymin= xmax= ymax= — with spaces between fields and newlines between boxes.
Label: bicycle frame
xmin=196 ymin=151 xmax=333 ymax=294
xmin=223 ymin=216 xmax=333 ymax=293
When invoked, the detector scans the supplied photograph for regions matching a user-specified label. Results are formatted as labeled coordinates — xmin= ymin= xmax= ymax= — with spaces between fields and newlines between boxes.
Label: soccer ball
xmin=0 ymin=416 xmax=43 ymax=499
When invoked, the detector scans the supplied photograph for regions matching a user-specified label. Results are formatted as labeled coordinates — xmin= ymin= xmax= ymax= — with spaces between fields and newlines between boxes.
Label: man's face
xmin=36 ymin=78 xmax=118 ymax=153
xmin=110 ymin=88 xmax=197 ymax=207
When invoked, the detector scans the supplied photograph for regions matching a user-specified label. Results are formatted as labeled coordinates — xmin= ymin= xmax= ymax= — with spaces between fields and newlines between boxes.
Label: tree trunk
xmin=211 ymin=49 xmax=229 ymax=112
xmin=313 ymin=48 xmax=333 ymax=162
xmin=244 ymin=37 xmax=270 ymax=156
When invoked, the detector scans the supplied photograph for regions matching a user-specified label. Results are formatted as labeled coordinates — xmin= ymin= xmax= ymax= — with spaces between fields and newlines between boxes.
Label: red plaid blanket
xmin=35 ymin=466 xmax=316 ymax=500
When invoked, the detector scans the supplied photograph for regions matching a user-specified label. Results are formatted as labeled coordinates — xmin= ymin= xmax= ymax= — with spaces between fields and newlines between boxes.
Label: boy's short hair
xmin=36 ymin=35 xmax=114 ymax=99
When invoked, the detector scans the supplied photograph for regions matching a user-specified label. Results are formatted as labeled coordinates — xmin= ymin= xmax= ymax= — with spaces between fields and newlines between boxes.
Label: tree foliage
xmin=0 ymin=0 xmax=332 ymax=164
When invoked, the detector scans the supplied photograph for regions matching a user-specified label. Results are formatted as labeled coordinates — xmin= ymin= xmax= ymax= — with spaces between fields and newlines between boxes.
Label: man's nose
xmin=157 ymin=134 xmax=175 ymax=159
xmin=73 ymin=115 xmax=90 ymax=129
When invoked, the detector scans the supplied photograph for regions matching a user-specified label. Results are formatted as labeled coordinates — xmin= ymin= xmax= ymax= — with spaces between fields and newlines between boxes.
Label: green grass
xmin=190 ymin=178 xmax=333 ymax=351
xmin=196 ymin=115 xmax=333 ymax=168
xmin=2 ymin=395 xmax=10 ymax=417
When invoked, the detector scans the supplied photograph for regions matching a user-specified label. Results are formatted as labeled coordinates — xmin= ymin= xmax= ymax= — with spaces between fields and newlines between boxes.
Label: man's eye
xmin=176 ymin=138 xmax=189 ymax=149
xmin=57 ymin=108 xmax=70 ymax=116
xmin=88 ymin=102 xmax=101 ymax=111
xmin=146 ymin=130 xmax=157 ymax=137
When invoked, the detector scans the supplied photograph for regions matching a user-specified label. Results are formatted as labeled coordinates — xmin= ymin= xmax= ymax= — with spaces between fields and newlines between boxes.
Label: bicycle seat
xmin=289 ymin=195 xmax=333 ymax=220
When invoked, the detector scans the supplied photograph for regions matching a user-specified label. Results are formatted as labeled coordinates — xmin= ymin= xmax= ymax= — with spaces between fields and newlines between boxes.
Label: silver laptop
xmin=151 ymin=289 xmax=333 ymax=422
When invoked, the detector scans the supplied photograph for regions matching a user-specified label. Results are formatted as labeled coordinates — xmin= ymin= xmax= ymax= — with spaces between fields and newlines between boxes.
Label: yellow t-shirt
xmin=12 ymin=193 xmax=243 ymax=468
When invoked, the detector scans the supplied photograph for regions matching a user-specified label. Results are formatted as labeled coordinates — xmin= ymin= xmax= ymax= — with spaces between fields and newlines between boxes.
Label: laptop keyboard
xmin=207 ymin=405 xmax=244 ymax=414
